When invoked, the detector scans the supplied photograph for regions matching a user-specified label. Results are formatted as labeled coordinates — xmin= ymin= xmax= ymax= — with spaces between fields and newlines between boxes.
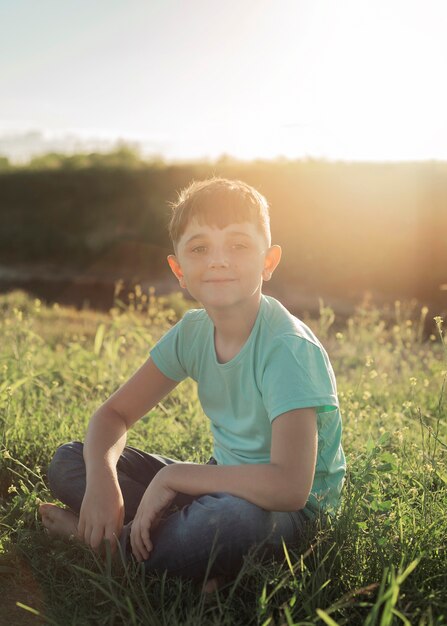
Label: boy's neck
xmin=206 ymin=292 xmax=262 ymax=356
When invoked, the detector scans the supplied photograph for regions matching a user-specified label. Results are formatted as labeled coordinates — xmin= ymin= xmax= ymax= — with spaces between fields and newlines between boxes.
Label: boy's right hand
xmin=77 ymin=478 xmax=124 ymax=555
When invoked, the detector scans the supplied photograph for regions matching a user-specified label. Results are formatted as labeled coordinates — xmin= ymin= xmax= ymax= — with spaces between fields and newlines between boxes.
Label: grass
xmin=0 ymin=286 xmax=446 ymax=625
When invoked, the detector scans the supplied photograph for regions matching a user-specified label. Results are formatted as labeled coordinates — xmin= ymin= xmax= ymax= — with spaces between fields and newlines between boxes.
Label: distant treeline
xmin=0 ymin=155 xmax=446 ymax=308
xmin=0 ymin=146 xmax=160 ymax=172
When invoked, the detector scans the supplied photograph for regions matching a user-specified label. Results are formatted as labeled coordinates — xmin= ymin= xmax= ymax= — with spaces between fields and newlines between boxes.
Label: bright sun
xmin=188 ymin=1 xmax=447 ymax=162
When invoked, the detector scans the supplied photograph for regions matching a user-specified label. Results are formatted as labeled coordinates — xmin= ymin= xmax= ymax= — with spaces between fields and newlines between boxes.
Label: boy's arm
xmin=78 ymin=358 xmax=179 ymax=552
xmin=130 ymin=407 xmax=317 ymax=561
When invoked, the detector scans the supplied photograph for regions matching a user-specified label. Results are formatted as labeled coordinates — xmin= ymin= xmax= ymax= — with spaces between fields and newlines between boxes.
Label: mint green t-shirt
xmin=150 ymin=295 xmax=346 ymax=517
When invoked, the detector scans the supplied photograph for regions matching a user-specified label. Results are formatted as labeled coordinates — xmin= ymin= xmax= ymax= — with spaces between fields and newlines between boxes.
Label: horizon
xmin=3 ymin=128 xmax=447 ymax=167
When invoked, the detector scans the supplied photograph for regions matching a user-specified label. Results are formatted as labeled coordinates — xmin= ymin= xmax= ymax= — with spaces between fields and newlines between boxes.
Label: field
xmin=0 ymin=287 xmax=446 ymax=625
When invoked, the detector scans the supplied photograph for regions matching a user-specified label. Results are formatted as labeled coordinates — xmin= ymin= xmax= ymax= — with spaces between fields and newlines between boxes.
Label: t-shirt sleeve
xmin=150 ymin=319 xmax=188 ymax=382
xmin=261 ymin=336 xmax=339 ymax=422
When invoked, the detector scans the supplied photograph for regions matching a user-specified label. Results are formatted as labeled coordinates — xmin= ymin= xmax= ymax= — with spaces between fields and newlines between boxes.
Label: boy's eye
xmin=192 ymin=246 xmax=207 ymax=253
xmin=232 ymin=243 xmax=248 ymax=250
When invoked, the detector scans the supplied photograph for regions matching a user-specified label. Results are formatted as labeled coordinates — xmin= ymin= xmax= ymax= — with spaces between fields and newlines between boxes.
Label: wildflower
xmin=363 ymin=391 xmax=372 ymax=401
xmin=425 ymin=464 xmax=434 ymax=473
xmin=369 ymin=369 xmax=378 ymax=379
xmin=335 ymin=332 xmax=344 ymax=341
xmin=8 ymin=485 xmax=17 ymax=494
xmin=365 ymin=355 xmax=373 ymax=367
xmin=430 ymin=334 xmax=436 ymax=341
xmin=394 ymin=430 xmax=404 ymax=444
xmin=409 ymin=377 xmax=417 ymax=387
xmin=433 ymin=316 xmax=443 ymax=330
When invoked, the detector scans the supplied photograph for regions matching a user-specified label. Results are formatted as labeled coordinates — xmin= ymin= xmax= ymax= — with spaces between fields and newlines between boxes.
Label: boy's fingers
xmin=90 ymin=526 xmax=105 ymax=551
xmin=102 ymin=538 xmax=116 ymax=556
xmin=103 ymin=536 xmax=116 ymax=555
xmin=130 ymin=524 xmax=141 ymax=561
xmin=142 ymin=526 xmax=152 ymax=554
xmin=104 ymin=526 xmax=119 ymax=554
xmin=135 ymin=532 xmax=149 ymax=561
xmin=131 ymin=521 xmax=149 ymax=561
xmin=78 ymin=517 xmax=88 ymax=543
xmin=81 ymin=523 xmax=92 ymax=546
xmin=77 ymin=517 xmax=86 ymax=540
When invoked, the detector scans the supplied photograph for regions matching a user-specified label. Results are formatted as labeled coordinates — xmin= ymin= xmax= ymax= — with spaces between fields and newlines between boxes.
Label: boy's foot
xmin=39 ymin=503 xmax=79 ymax=539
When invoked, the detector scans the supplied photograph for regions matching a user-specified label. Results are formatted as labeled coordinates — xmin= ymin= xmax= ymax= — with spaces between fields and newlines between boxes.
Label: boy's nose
xmin=208 ymin=256 xmax=229 ymax=268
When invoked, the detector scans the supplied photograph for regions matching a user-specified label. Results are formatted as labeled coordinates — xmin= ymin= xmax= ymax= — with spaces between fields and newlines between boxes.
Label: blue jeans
xmin=47 ymin=441 xmax=316 ymax=581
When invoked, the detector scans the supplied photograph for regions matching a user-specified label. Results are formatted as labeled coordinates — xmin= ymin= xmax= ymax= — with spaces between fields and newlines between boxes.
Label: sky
xmin=1 ymin=0 xmax=447 ymax=162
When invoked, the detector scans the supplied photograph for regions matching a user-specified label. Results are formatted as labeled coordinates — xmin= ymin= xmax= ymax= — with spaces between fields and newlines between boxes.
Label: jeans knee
xmin=204 ymin=492 xmax=266 ymax=526
xmin=182 ymin=492 xmax=273 ymax=549
xmin=47 ymin=441 xmax=84 ymax=499
xmin=144 ymin=492 xmax=295 ymax=580
xmin=198 ymin=493 xmax=299 ymax=556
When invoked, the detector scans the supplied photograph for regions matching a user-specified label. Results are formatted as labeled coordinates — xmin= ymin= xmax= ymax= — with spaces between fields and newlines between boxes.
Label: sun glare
xmin=183 ymin=1 xmax=447 ymax=162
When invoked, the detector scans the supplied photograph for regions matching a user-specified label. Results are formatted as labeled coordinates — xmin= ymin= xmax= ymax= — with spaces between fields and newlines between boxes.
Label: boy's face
xmin=167 ymin=218 xmax=281 ymax=312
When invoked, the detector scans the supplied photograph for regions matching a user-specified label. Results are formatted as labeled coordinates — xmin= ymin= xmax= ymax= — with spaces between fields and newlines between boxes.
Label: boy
xmin=39 ymin=177 xmax=346 ymax=591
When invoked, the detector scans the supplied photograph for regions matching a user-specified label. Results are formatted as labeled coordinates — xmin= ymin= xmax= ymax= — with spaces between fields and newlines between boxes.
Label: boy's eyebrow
xmin=184 ymin=231 xmax=253 ymax=245
xmin=184 ymin=234 xmax=207 ymax=245
xmin=226 ymin=231 xmax=253 ymax=238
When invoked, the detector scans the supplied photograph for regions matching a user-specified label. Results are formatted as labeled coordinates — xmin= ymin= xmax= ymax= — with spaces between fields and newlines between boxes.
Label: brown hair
xmin=168 ymin=177 xmax=271 ymax=249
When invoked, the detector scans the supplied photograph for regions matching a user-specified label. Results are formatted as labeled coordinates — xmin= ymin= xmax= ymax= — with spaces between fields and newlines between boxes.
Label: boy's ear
xmin=167 ymin=254 xmax=186 ymax=289
xmin=262 ymin=245 xmax=282 ymax=281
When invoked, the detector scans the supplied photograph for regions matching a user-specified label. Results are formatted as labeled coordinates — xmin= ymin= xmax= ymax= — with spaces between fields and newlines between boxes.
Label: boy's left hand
xmin=130 ymin=468 xmax=177 ymax=562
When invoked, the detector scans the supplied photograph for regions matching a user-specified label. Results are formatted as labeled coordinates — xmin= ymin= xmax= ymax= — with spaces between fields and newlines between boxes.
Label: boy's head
xmin=168 ymin=177 xmax=271 ymax=253
xmin=166 ymin=177 xmax=281 ymax=308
